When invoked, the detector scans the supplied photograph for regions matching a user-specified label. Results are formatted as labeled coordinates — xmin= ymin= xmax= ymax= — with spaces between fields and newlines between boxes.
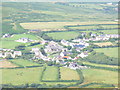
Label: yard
xmin=60 ymin=67 xmax=80 ymax=80
xmin=94 ymin=47 xmax=118 ymax=58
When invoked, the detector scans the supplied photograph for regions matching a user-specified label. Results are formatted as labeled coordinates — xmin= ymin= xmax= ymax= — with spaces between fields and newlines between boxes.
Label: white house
xmin=15 ymin=38 xmax=33 ymax=43
xmin=77 ymin=52 xmax=88 ymax=58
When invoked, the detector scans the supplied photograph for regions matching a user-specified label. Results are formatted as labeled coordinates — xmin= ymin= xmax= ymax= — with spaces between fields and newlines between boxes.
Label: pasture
xmin=60 ymin=67 xmax=80 ymax=80
xmin=0 ymin=40 xmax=22 ymax=49
xmin=94 ymin=47 xmax=118 ymax=58
xmin=0 ymin=60 xmax=18 ymax=68
xmin=42 ymin=66 xmax=59 ymax=81
xmin=93 ymin=42 xmax=114 ymax=47
xmin=1 ymin=33 xmax=40 ymax=41
xmin=100 ymin=30 xmax=118 ymax=34
xmin=20 ymin=22 xmax=117 ymax=31
xmin=81 ymin=69 xmax=118 ymax=87
xmin=47 ymin=31 xmax=79 ymax=40
xmin=1 ymin=67 xmax=44 ymax=85
xmin=10 ymin=59 xmax=40 ymax=67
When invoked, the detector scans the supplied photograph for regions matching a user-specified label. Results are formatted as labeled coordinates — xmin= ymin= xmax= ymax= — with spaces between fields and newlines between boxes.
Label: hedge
xmin=79 ymin=82 xmax=115 ymax=88
xmin=84 ymin=64 xmax=119 ymax=72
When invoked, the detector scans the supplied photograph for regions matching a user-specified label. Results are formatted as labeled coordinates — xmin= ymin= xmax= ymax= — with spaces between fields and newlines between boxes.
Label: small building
xmin=2 ymin=34 xmax=11 ymax=38
xmin=15 ymin=38 xmax=33 ymax=43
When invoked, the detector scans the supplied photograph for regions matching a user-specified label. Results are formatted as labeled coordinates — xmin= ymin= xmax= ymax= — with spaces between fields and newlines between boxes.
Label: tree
xmin=15 ymin=45 xmax=26 ymax=51
xmin=47 ymin=61 xmax=53 ymax=66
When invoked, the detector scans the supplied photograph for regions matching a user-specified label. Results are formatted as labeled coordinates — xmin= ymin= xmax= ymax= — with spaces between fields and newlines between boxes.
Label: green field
xmin=82 ymin=61 xmax=118 ymax=69
xmin=94 ymin=47 xmax=118 ymax=58
xmin=1 ymin=33 xmax=40 ymax=41
xmin=1 ymin=67 xmax=44 ymax=85
xmin=42 ymin=66 xmax=59 ymax=81
xmin=47 ymin=31 xmax=79 ymax=40
xmin=100 ymin=30 xmax=118 ymax=34
xmin=10 ymin=59 xmax=40 ymax=67
xmin=81 ymin=69 xmax=118 ymax=87
xmin=0 ymin=40 xmax=22 ymax=49
xmin=60 ymin=67 xmax=80 ymax=80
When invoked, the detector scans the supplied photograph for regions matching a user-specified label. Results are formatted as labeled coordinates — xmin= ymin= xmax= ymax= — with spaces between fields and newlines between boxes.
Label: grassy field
xmin=81 ymin=69 xmax=118 ymax=87
xmin=1 ymin=67 xmax=44 ymax=85
xmin=10 ymin=59 xmax=40 ymax=67
xmin=0 ymin=60 xmax=18 ymax=68
xmin=1 ymin=33 xmax=40 ymax=41
xmin=94 ymin=47 xmax=118 ymax=58
xmin=60 ymin=67 xmax=80 ymax=80
xmin=69 ymin=24 xmax=118 ymax=30
xmin=93 ymin=42 xmax=114 ymax=47
xmin=47 ymin=31 xmax=79 ymax=40
xmin=0 ymin=40 xmax=22 ymax=49
xmin=42 ymin=66 xmax=59 ymax=81
xmin=82 ymin=61 xmax=118 ymax=69
xmin=20 ymin=22 xmax=117 ymax=31
xmin=100 ymin=30 xmax=118 ymax=34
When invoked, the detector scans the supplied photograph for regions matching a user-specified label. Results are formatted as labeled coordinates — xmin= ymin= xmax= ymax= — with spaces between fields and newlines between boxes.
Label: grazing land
xmin=60 ymin=67 xmax=80 ymax=80
xmin=93 ymin=42 xmax=114 ymax=47
xmin=47 ymin=31 xmax=79 ymax=40
xmin=0 ymin=60 xmax=18 ymax=68
xmin=42 ymin=66 xmax=59 ymax=81
xmin=20 ymin=22 xmax=117 ymax=31
xmin=1 ymin=67 xmax=44 ymax=85
xmin=94 ymin=47 xmax=118 ymax=58
xmin=81 ymin=69 xmax=118 ymax=87
xmin=10 ymin=59 xmax=40 ymax=67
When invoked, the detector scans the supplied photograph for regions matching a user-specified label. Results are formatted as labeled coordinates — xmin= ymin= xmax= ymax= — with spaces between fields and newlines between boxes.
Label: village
xmin=0 ymin=32 xmax=119 ymax=70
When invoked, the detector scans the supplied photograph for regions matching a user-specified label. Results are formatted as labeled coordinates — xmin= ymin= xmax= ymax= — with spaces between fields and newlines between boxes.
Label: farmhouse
xmin=15 ymin=38 xmax=33 ymax=43
xmin=44 ymin=41 xmax=63 ymax=53
xmin=2 ymin=33 xmax=11 ymax=38
xmin=77 ymin=52 xmax=88 ymax=58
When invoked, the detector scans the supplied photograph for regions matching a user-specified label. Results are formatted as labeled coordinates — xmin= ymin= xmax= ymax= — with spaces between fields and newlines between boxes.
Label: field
xmin=10 ymin=59 xmax=40 ymax=67
xmin=100 ymin=30 xmax=118 ymax=34
xmin=68 ymin=24 xmax=117 ymax=30
xmin=20 ymin=22 xmax=117 ymax=31
xmin=60 ymin=67 xmax=80 ymax=80
xmin=47 ymin=31 xmax=79 ymax=40
xmin=81 ymin=69 xmax=118 ymax=87
xmin=0 ymin=33 xmax=41 ymax=49
xmin=0 ymin=40 xmax=22 ymax=49
xmin=0 ymin=60 xmax=18 ymax=68
xmin=1 ymin=67 xmax=44 ymax=85
xmin=1 ymin=33 xmax=40 ymax=41
xmin=93 ymin=42 xmax=114 ymax=47
xmin=42 ymin=66 xmax=59 ymax=81
xmin=82 ymin=61 xmax=118 ymax=69
xmin=94 ymin=47 xmax=118 ymax=58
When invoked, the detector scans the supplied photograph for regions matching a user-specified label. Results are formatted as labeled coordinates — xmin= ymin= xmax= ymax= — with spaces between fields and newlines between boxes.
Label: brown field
xmin=0 ymin=60 xmax=17 ymax=68
xmin=93 ymin=42 xmax=114 ymax=47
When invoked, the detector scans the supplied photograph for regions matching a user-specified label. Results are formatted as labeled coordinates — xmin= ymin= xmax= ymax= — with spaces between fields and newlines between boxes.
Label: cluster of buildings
xmin=0 ymin=48 xmax=22 ymax=58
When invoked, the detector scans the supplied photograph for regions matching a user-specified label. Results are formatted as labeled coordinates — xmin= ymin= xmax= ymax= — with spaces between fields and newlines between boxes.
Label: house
xmin=15 ymin=38 xmax=33 ymax=43
xmin=68 ymin=62 xmax=79 ymax=70
xmin=14 ymin=51 xmax=22 ymax=56
xmin=2 ymin=34 xmax=11 ymax=38
xmin=61 ymin=39 xmax=70 ymax=46
xmin=44 ymin=41 xmax=63 ymax=53
xmin=77 ymin=52 xmax=88 ymax=58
